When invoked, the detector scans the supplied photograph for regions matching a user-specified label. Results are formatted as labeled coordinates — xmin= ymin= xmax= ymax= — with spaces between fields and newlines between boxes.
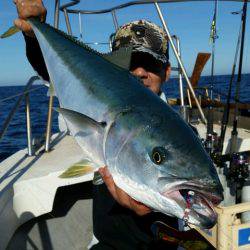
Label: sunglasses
xmin=130 ymin=52 xmax=166 ymax=75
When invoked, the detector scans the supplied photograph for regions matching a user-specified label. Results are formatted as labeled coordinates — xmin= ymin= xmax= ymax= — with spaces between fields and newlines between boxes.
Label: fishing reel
xmin=211 ymin=152 xmax=227 ymax=169
xmin=204 ymin=132 xmax=219 ymax=156
xmin=227 ymin=153 xmax=249 ymax=186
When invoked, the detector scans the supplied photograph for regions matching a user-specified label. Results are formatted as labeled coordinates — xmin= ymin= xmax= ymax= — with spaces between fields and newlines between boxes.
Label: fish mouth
xmin=162 ymin=184 xmax=222 ymax=229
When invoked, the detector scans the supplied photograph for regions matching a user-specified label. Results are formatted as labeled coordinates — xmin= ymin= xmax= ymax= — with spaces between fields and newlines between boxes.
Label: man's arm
xmin=14 ymin=0 xmax=49 ymax=81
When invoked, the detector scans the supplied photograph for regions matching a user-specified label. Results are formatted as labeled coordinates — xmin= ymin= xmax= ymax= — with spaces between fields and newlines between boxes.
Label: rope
xmin=0 ymin=85 xmax=45 ymax=103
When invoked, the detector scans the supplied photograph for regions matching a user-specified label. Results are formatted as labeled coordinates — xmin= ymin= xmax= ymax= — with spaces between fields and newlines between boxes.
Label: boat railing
xmin=0 ymin=76 xmax=41 ymax=157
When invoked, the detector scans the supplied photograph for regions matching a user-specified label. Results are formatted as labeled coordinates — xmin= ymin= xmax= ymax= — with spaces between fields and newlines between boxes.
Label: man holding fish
xmin=13 ymin=0 xmax=171 ymax=217
xmin=14 ymin=1 xmax=223 ymax=249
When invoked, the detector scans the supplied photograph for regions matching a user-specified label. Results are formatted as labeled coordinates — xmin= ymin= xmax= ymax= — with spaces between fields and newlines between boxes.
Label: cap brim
xmin=132 ymin=46 xmax=167 ymax=64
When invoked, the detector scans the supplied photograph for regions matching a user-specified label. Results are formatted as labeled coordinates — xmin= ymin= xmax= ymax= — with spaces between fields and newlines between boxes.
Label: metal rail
xmin=78 ymin=12 xmax=83 ymax=40
xmin=64 ymin=8 xmax=73 ymax=35
xmin=45 ymin=86 xmax=54 ymax=152
xmin=54 ymin=0 xmax=60 ymax=28
xmin=0 ymin=76 xmax=39 ymax=155
xmin=111 ymin=10 xmax=119 ymax=30
xmin=25 ymin=93 xmax=33 ymax=156
xmin=60 ymin=0 xmax=250 ymax=15
xmin=175 ymin=37 xmax=184 ymax=108
xmin=44 ymin=0 xmax=61 ymax=152
xmin=154 ymin=2 xmax=207 ymax=123
xmin=172 ymin=35 xmax=188 ymax=121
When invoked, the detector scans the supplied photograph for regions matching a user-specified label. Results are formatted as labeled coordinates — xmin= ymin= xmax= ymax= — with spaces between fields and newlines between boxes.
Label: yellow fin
xmin=0 ymin=26 xmax=21 ymax=39
xmin=59 ymin=159 xmax=95 ymax=178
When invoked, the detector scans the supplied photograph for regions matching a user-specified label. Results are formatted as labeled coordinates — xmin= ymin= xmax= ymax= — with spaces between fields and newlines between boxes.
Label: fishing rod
xmin=217 ymin=17 xmax=242 ymax=156
xmin=229 ymin=0 xmax=248 ymax=204
xmin=210 ymin=0 xmax=218 ymax=102
xmin=230 ymin=0 xmax=248 ymax=156
xmin=205 ymin=0 xmax=219 ymax=155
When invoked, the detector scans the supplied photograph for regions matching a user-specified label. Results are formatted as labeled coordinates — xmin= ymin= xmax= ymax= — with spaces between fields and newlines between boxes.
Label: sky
xmin=0 ymin=0 xmax=249 ymax=86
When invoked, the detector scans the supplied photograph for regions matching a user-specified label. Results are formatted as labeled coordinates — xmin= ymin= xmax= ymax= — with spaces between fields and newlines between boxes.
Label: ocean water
xmin=0 ymin=74 xmax=249 ymax=162
xmin=0 ymin=85 xmax=59 ymax=161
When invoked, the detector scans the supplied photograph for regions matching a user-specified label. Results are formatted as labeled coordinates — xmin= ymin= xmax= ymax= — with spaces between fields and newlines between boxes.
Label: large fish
xmin=29 ymin=18 xmax=223 ymax=229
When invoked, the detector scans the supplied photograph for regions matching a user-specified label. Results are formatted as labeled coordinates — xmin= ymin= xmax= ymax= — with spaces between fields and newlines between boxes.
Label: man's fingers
xmin=14 ymin=18 xmax=30 ymax=31
xmin=14 ymin=18 xmax=34 ymax=37
xmin=14 ymin=0 xmax=47 ymax=37
xmin=100 ymin=167 xmax=131 ymax=207
xmin=99 ymin=167 xmax=118 ymax=200
xmin=99 ymin=167 xmax=152 ymax=216
xmin=15 ymin=0 xmax=47 ymax=21
xmin=18 ymin=5 xmax=46 ymax=21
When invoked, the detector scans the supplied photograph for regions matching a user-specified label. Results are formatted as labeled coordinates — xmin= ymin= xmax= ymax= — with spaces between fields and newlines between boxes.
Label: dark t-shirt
xmin=24 ymin=34 xmax=50 ymax=81
xmin=92 ymin=184 xmax=179 ymax=250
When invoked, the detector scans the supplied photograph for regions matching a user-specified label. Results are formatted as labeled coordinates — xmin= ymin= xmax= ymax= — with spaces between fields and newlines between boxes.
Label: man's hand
xmin=99 ymin=166 xmax=151 ymax=216
xmin=13 ymin=0 xmax=47 ymax=37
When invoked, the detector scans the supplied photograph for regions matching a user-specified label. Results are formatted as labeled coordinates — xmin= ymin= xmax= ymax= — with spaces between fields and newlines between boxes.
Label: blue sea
xmin=0 ymin=74 xmax=249 ymax=162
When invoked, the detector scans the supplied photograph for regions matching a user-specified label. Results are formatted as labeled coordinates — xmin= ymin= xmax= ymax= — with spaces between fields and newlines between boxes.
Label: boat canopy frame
xmin=59 ymin=0 xmax=250 ymax=15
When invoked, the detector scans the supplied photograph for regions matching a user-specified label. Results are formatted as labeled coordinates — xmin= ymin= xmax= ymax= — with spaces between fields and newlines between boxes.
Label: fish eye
xmin=152 ymin=147 xmax=167 ymax=165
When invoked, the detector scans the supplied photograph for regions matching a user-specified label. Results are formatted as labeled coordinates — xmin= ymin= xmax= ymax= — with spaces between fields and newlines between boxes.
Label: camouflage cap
xmin=112 ymin=20 xmax=169 ymax=64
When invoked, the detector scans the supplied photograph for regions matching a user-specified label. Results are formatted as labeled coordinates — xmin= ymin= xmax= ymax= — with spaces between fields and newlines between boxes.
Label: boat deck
xmin=0 ymin=132 xmax=94 ymax=249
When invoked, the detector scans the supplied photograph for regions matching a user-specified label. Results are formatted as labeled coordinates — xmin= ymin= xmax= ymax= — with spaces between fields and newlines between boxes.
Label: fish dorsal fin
xmin=29 ymin=18 xmax=132 ymax=70
xmin=56 ymin=108 xmax=106 ymax=166
xmin=103 ymin=47 xmax=133 ymax=70
xmin=28 ymin=18 xmax=103 ymax=57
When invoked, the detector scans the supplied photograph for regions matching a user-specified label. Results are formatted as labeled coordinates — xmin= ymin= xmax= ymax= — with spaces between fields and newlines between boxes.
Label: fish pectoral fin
xmin=0 ymin=26 xmax=21 ymax=39
xmin=55 ymin=107 xmax=106 ymax=134
xmin=103 ymin=46 xmax=133 ymax=70
xmin=55 ymin=107 xmax=106 ymax=166
xmin=59 ymin=159 xmax=96 ymax=178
